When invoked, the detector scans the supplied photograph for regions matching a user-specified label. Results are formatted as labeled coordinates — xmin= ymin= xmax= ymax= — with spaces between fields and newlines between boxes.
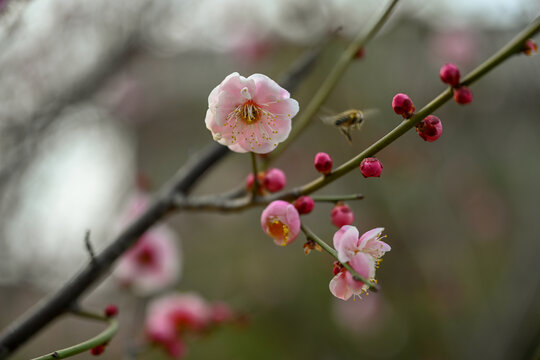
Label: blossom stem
xmin=311 ymin=194 xmax=364 ymax=202
xmin=250 ymin=152 xmax=260 ymax=198
xmin=31 ymin=309 xmax=118 ymax=360
xmin=300 ymin=224 xmax=378 ymax=291
xmin=295 ymin=16 xmax=540 ymax=196
xmin=267 ymin=0 xmax=400 ymax=163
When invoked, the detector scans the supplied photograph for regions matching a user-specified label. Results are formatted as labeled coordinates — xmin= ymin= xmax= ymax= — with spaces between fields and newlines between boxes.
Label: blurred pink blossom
xmin=260 ymin=200 xmax=301 ymax=246
xmin=113 ymin=191 xmax=181 ymax=296
xmin=205 ymin=72 xmax=299 ymax=153
xmin=146 ymin=293 xmax=212 ymax=358
xmin=113 ymin=225 xmax=181 ymax=296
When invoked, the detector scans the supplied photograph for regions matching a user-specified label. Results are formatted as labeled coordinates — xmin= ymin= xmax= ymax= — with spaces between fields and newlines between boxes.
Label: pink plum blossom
xmin=260 ymin=200 xmax=301 ymax=246
xmin=330 ymin=226 xmax=390 ymax=300
xmin=145 ymin=293 xmax=213 ymax=358
xmin=113 ymin=225 xmax=181 ymax=296
xmin=113 ymin=190 xmax=182 ymax=296
xmin=205 ymin=72 xmax=299 ymax=154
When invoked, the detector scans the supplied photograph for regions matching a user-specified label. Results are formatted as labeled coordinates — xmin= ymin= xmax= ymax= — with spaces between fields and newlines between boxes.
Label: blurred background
xmin=1 ymin=0 xmax=540 ymax=359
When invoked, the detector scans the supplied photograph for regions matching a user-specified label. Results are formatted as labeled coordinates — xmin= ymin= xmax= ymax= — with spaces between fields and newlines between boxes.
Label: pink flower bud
xmin=360 ymin=157 xmax=383 ymax=178
xmin=104 ymin=304 xmax=118 ymax=318
xmin=392 ymin=93 xmax=415 ymax=118
xmin=263 ymin=168 xmax=286 ymax=193
xmin=294 ymin=196 xmax=315 ymax=215
xmin=453 ymin=86 xmax=473 ymax=105
xmin=523 ymin=39 xmax=538 ymax=56
xmin=261 ymin=200 xmax=301 ymax=246
xmin=331 ymin=204 xmax=355 ymax=228
xmin=416 ymin=115 xmax=443 ymax=142
xmin=314 ymin=152 xmax=333 ymax=174
xmin=439 ymin=63 xmax=461 ymax=87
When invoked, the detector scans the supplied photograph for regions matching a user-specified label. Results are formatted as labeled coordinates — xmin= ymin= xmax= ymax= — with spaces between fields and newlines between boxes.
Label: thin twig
xmin=84 ymin=230 xmax=96 ymax=264
xmin=31 ymin=309 xmax=118 ymax=360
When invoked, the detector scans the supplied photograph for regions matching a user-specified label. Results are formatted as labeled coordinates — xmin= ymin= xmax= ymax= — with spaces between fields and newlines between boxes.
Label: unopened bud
xmin=392 ymin=93 xmax=415 ymax=118
xmin=360 ymin=157 xmax=383 ymax=178
xmin=104 ymin=304 xmax=118 ymax=318
xmin=416 ymin=115 xmax=443 ymax=142
xmin=453 ymin=86 xmax=473 ymax=105
xmin=294 ymin=196 xmax=315 ymax=215
xmin=330 ymin=203 xmax=354 ymax=228
xmin=439 ymin=63 xmax=461 ymax=87
xmin=314 ymin=152 xmax=333 ymax=175
xmin=523 ymin=39 xmax=538 ymax=56
xmin=263 ymin=168 xmax=286 ymax=193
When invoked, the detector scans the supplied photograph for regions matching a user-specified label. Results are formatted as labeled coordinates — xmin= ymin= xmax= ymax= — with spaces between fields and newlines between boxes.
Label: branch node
xmin=84 ymin=230 xmax=96 ymax=265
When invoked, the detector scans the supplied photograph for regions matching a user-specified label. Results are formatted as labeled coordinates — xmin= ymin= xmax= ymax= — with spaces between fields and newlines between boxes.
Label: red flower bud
xmin=330 ymin=204 xmax=354 ymax=228
xmin=104 ymin=304 xmax=118 ymax=318
xmin=439 ymin=63 xmax=461 ymax=87
xmin=263 ymin=168 xmax=286 ymax=193
xmin=332 ymin=261 xmax=344 ymax=275
xmin=90 ymin=345 xmax=106 ymax=356
xmin=453 ymin=86 xmax=473 ymax=105
xmin=523 ymin=39 xmax=538 ymax=56
xmin=392 ymin=93 xmax=415 ymax=118
xmin=314 ymin=152 xmax=333 ymax=175
xmin=245 ymin=172 xmax=265 ymax=192
xmin=354 ymin=48 xmax=365 ymax=59
xmin=360 ymin=157 xmax=383 ymax=178
xmin=294 ymin=196 xmax=315 ymax=215
xmin=416 ymin=115 xmax=443 ymax=142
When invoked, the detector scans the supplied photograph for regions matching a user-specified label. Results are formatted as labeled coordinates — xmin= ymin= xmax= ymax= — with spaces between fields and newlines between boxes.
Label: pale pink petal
xmin=263 ymin=98 xmax=299 ymax=118
xmin=345 ymin=253 xmax=376 ymax=293
xmin=358 ymin=227 xmax=385 ymax=248
xmin=329 ymin=272 xmax=352 ymax=301
xmin=250 ymin=73 xmax=290 ymax=103
xmin=333 ymin=225 xmax=359 ymax=263
xmin=219 ymin=73 xmax=256 ymax=97
xmin=358 ymin=227 xmax=390 ymax=258
xmin=214 ymin=91 xmax=241 ymax=126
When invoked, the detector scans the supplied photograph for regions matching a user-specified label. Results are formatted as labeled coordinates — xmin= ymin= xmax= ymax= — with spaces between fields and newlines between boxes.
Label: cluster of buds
xmin=392 ymin=93 xmax=443 ymax=143
xmin=246 ymin=168 xmax=286 ymax=194
xmin=440 ymin=63 xmax=473 ymax=105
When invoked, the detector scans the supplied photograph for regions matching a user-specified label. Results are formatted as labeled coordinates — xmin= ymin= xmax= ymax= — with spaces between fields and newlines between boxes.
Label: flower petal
xmin=345 ymin=253 xmax=376 ymax=293
xmin=329 ymin=272 xmax=352 ymax=301
xmin=333 ymin=225 xmax=359 ymax=263
xmin=250 ymin=73 xmax=290 ymax=103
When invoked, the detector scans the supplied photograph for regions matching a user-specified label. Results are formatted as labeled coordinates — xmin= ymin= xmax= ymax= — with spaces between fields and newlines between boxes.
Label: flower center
xmin=237 ymin=100 xmax=261 ymax=124
xmin=267 ymin=218 xmax=289 ymax=245
xmin=136 ymin=246 xmax=156 ymax=267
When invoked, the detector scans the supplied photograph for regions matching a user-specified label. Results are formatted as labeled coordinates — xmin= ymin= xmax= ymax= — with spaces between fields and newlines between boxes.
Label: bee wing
xmin=361 ymin=108 xmax=380 ymax=120
xmin=319 ymin=114 xmax=337 ymax=125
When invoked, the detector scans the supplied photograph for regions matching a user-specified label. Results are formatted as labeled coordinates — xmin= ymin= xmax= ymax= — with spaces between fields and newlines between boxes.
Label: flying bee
xmin=321 ymin=109 xmax=377 ymax=144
